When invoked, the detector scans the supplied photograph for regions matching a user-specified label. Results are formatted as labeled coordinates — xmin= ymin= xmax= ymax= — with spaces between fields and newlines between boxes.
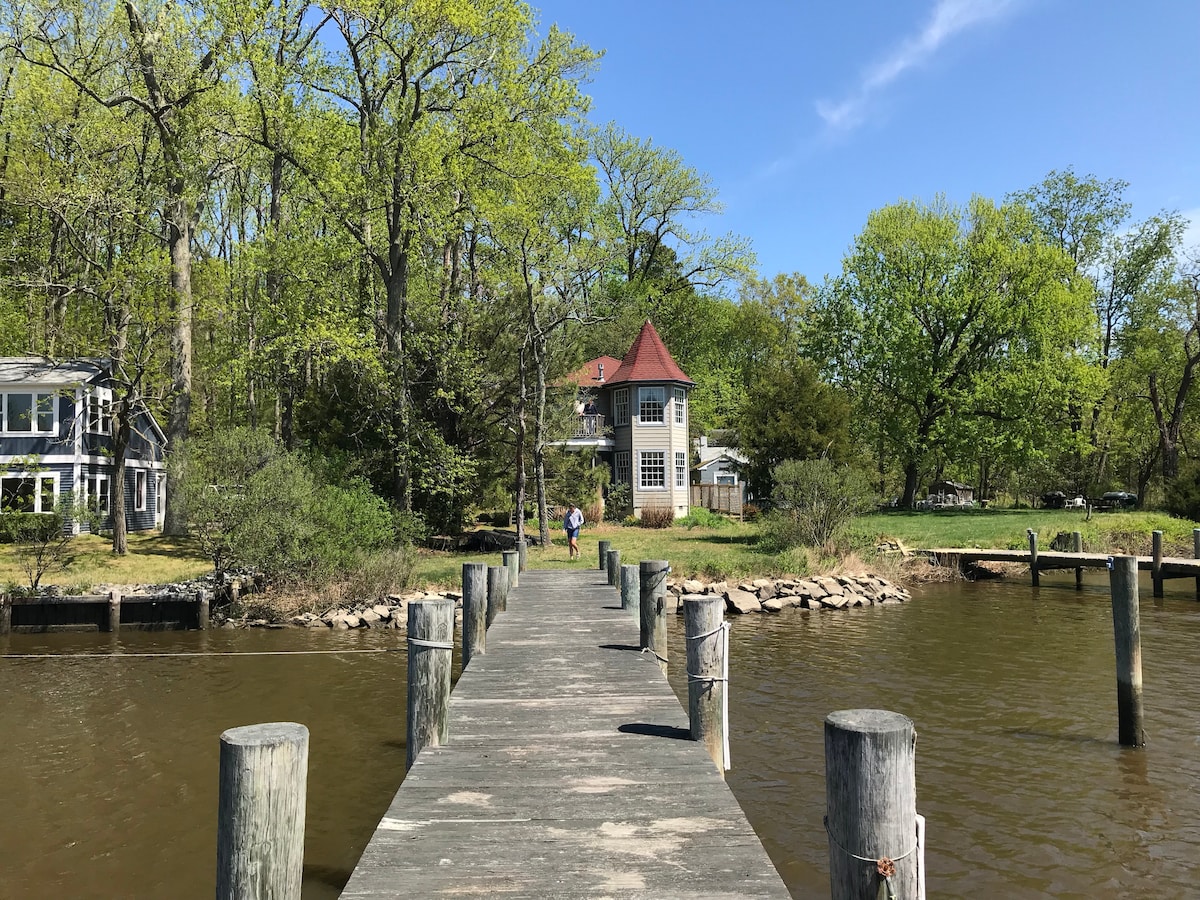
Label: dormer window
xmin=638 ymin=387 xmax=665 ymax=424
xmin=87 ymin=389 xmax=111 ymax=434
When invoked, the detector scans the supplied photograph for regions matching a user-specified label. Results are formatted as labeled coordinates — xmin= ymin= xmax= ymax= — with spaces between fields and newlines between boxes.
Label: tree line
xmin=0 ymin=0 xmax=1195 ymax=542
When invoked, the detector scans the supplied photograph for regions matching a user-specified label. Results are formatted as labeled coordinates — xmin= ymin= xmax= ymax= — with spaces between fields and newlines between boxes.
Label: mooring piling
xmin=107 ymin=589 xmax=121 ymax=633
xmin=502 ymin=550 xmax=519 ymax=589
xmin=639 ymin=559 xmax=669 ymax=675
xmin=1028 ymin=530 xmax=1039 ymax=587
xmin=606 ymin=548 xmax=621 ymax=587
xmin=406 ymin=598 xmax=454 ymax=770
xmin=462 ymin=563 xmax=487 ymax=666
xmin=620 ymin=564 xmax=639 ymax=614
xmin=1073 ymin=531 xmax=1084 ymax=589
xmin=825 ymin=709 xmax=918 ymax=900
xmin=0 ymin=593 xmax=10 ymax=635
xmin=216 ymin=722 xmax=309 ymax=900
xmin=517 ymin=539 xmax=527 ymax=572
xmin=1193 ymin=528 xmax=1200 ymax=599
xmin=598 ymin=539 xmax=612 ymax=572
xmin=486 ymin=565 xmax=508 ymax=627
xmin=683 ymin=594 xmax=728 ymax=774
xmin=1152 ymin=530 xmax=1164 ymax=598
xmin=1108 ymin=556 xmax=1145 ymax=747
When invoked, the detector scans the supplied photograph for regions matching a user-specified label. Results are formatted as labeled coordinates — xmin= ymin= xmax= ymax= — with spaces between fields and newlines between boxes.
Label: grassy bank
xmin=0 ymin=533 xmax=210 ymax=592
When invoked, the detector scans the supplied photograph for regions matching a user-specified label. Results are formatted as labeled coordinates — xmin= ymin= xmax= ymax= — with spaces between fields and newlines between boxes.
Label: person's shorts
xmin=566 ymin=528 xmax=580 ymax=539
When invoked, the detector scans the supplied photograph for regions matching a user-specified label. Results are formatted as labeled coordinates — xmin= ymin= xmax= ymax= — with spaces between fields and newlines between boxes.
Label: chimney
xmin=699 ymin=436 xmax=708 ymax=450
xmin=597 ymin=362 xmax=604 ymax=383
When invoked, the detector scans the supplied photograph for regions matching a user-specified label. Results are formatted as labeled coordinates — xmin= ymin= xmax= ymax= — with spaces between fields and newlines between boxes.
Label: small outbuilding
xmin=928 ymin=480 xmax=974 ymax=504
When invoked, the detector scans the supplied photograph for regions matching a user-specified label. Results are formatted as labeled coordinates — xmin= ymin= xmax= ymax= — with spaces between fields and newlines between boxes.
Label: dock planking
xmin=340 ymin=569 xmax=790 ymax=899
xmin=925 ymin=548 xmax=1200 ymax=576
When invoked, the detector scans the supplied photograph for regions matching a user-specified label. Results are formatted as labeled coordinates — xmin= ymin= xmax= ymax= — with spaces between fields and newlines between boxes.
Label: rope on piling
xmin=685 ymin=620 xmax=731 ymax=770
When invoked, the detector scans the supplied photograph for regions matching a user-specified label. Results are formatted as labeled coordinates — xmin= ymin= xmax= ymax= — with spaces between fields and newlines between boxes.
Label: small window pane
xmin=674 ymin=388 xmax=686 ymax=425
xmin=37 ymin=393 xmax=54 ymax=431
xmin=614 ymin=389 xmax=629 ymax=426
xmin=639 ymin=451 xmax=665 ymax=488
xmin=2 ymin=477 xmax=36 ymax=512
xmin=639 ymin=388 xmax=664 ymax=424
xmin=615 ymin=452 xmax=630 ymax=485
xmin=675 ymin=452 xmax=687 ymax=488
xmin=7 ymin=393 xmax=33 ymax=432
xmin=40 ymin=477 xmax=55 ymax=511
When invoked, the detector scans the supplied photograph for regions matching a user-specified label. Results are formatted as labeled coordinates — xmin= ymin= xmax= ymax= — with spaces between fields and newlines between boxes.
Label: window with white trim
xmin=1 ymin=391 xmax=56 ymax=434
xmin=613 ymin=388 xmax=629 ymax=426
xmin=156 ymin=476 xmax=166 ymax=516
xmin=135 ymin=470 xmax=147 ymax=512
xmin=638 ymin=387 xmax=664 ymax=424
xmin=0 ymin=474 xmax=57 ymax=513
xmin=638 ymin=451 xmax=665 ymax=489
xmin=675 ymin=452 xmax=687 ymax=488
xmin=87 ymin=389 xmax=111 ymax=434
xmin=614 ymin=451 xmax=630 ymax=485
xmin=86 ymin=475 xmax=110 ymax=515
xmin=674 ymin=388 xmax=686 ymax=425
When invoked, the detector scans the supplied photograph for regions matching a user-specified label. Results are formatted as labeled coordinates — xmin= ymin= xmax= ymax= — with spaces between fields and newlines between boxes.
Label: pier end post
xmin=684 ymin=595 xmax=727 ymax=775
xmin=197 ymin=589 xmax=210 ymax=630
xmin=0 ymin=592 xmax=10 ymax=635
xmin=216 ymin=722 xmax=309 ymax=900
xmin=462 ymin=562 xmax=487 ymax=666
xmin=502 ymin=550 xmax=519 ymax=590
xmin=639 ymin=559 xmax=669 ymax=675
xmin=607 ymin=549 xmax=621 ymax=587
xmin=407 ymin=598 xmax=455 ymax=770
xmin=598 ymin=540 xmax=612 ymax=572
xmin=1108 ymin=556 xmax=1145 ymax=747
xmin=1028 ymin=530 xmax=1039 ymax=587
xmin=1073 ymin=531 xmax=1083 ymax=590
xmin=517 ymin=539 xmax=527 ymax=573
xmin=825 ymin=709 xmax=917 ymax=900
xmin=107 ymin=589 xmax=122 ymax=633
xmin=1151 ymin=530 xmax=1163 ymax=598
xmin=1193 ymin=528 xmax=1200 ymax=599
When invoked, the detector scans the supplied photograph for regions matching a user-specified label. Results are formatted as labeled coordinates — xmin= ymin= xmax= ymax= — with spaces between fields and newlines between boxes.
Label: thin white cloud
xmin=1181 ymin=207 xmax=1200 ymax=254
xmin=817 ymin=0 xmax=1015 ymax=131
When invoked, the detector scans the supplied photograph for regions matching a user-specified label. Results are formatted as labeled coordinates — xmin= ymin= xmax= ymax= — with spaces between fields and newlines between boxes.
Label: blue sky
xmin=535 ymin=0 xmax=1200 ymax=283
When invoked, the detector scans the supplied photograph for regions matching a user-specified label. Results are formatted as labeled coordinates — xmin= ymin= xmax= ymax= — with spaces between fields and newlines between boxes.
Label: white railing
xmin=570 ymin=415 xmax=607 ymax=438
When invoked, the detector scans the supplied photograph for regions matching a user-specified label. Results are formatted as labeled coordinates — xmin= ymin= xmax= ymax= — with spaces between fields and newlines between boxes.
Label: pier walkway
xmin=341 ymin=568 xmax=790 ymax=898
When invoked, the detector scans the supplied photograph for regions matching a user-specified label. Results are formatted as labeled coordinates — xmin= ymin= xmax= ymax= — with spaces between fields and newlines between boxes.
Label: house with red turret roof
xmin=562 ymin=321 xmax=693 ymax=519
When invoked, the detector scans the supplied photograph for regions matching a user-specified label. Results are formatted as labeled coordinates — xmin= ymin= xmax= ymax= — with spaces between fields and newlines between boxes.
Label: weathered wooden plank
xmin=341 ymin=569 xmax=788 ymax=899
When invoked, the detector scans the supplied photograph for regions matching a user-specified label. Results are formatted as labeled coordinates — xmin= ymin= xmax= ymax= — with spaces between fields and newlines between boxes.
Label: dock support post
xmin=1194 ymin=528 xmax=1200 ymax=600
xmin=216 ymin=722 xmax=309 ymax=900
xmin=598 ymin=540 xmax=611 ymax=572
xmin=486 ymin=565 xmax=508 ymax=627
xmin=502 ymin=550 xmax=519 ymax=590
xmin=606 ymin=549 xmax=621 ymax=587
xmin=0 ymin=593 xmax=10 ymax=635
xmin=1028 ymin=530 xmax=1039 ymax=587
xmin=825 ymin=709 xmax=917 ymax=900
xmin=639 ymin=560 xmax=669 ymax=675
xmin=462 ymin=563 xmax=487 ymax=666
xmin=683 ymin=595 xmax=727 ymax=774
xmin=406 ymin=598 xmax=454 ymax=770
xmin=517 ymin=539 xmax=527 ymax=572
xmin=1108 ymin=556 xmax=1145 ymax=747
xmin=197 ymin=589 xmax=210 ymax=630
xmin=1152 ymin=530 xmax=1163 ymax=598
xmin=107 ymin=589 xmax=121 ymax=633
xmin=620 ymin=564 xmax=639 ymax=615
xmin=1073 ymin=532 xmax=1083 ymax=590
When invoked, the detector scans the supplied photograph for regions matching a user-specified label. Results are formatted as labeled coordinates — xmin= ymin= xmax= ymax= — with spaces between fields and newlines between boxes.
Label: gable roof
xmin=605 ymin=321 xmax=694 ymax=386
xmin=566 ymin=356 xmax=624 ymax=388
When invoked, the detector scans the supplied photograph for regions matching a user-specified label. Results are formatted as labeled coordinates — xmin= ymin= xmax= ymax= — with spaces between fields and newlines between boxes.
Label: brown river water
xmin=2 ymin=571 xmax=1197 ymax=898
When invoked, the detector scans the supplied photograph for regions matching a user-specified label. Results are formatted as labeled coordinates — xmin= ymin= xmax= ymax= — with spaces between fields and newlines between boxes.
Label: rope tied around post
xmin=685 ymin=620 xmax=731 ymax=770
xmin=823 ymin=814 xmax=918 ymax=900
xmin=639 ymin=647 xmax=669 ymax=664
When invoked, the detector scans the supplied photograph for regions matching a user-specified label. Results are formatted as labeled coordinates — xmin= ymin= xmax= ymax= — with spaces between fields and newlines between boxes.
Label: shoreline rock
xmin=667 ymin=573 xmax=911 ymax=615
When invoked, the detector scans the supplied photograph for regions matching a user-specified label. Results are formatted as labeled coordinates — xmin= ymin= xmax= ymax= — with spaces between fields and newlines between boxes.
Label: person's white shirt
xmin=565 ymin=508 xmax=584 ymax=530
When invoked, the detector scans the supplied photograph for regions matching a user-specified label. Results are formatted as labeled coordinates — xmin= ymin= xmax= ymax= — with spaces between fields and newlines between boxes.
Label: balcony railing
xmin=570 ymin=414 xmax=608 ymax=438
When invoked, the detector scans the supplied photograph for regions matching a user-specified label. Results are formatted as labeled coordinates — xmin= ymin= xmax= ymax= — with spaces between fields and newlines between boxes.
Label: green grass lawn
xmin=1 ymin=533 xmax=211 ymax=593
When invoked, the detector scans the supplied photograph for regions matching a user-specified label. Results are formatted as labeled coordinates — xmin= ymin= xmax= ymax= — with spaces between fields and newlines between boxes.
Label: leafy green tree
xmin=767 ymin=458 xmax=875 ymax=549
xmin=810 ymin=196 xmax=1095 ymax=507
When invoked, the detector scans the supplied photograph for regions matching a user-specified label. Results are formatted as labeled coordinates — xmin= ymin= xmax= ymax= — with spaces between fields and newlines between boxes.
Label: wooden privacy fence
xmin=690 ymin=482 xmax=744 ymax=519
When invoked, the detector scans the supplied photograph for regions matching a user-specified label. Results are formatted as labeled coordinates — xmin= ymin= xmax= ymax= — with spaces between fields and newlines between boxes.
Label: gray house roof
xmin=0 ymin=357 xmax=106 ymax=386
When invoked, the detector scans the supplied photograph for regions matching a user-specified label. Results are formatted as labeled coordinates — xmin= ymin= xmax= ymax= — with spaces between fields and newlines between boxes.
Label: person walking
xmin=564 ymin=503 xmax=585 ymax=559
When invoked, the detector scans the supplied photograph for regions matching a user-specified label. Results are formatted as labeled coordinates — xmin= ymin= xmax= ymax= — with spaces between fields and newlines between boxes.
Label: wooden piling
xmin=406 ymin=598 xmax=454 ymax=770
xmin=0 ymin=593 xmax=10 ymax=635
xmin=683 ymin=595 xmax=727 ymax=774
xmin=1152 ymin=530 xmax=1163 ymax=598
xmin=1073 ymin=531 xmax=1083 ymax=590
xmin=1108 ymin=556 xmax=1145 ymax=747
xmin=620 ymin=564 xmax=639 ymax=614
xmin=216 ymin=722 xmax=309 ymax=900
xmin=606 ymin=549 xmax=621 ymax=587
xmin=517 ymin=539 xmax=527 ymax=572
xmin=462 ymin=563 xmax=487 ymax=667
xmin=598 ymin=540 xmax=612 ymax=572
xmin=502 ymin=550 xmax=519 ymax=589
xmin=1028 ymin=530 xmax=1039 ymax=587
xmin=639 ymin=560 xmax=669 ymax=675
xmin=1194 ymin=528 xmax=1200 ymax=600
xmin=825 ymin=709 xmax=917 ymax=900
xmin=486 ymin=565 xmax=508 ymax=627
xmin=197 ymin=589 xmax=210 ymax=630
xmin=107 ymin=589 xmax=121 ymax=633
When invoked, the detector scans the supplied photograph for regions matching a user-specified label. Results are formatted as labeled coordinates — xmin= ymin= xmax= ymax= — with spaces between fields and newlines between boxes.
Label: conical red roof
xmin=606 ymin=320 xmax=694 ymax=385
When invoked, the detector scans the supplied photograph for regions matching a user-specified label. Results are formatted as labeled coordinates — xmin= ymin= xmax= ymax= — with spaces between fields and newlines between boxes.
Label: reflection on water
xmin=2 ymin=570 xmax=1198 ymax=898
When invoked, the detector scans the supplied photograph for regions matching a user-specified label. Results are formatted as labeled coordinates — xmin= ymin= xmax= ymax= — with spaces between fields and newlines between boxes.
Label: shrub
xmin=605 ymin=483 xmax=632 ymax=520
xmin=767 ymin=458 xmax=876 ymax=549
xmin=675 ymin=509 xmax=732 ymax=529
xmin=640 ymin=505 xmax=675 ymax=529
xmin=339 ymin=546 xmax=417 ymax=604
xmin=1166 ymin=459 xmax=1200 ymax=521
xmin=0 ymin=491 xmax=93 ymax=590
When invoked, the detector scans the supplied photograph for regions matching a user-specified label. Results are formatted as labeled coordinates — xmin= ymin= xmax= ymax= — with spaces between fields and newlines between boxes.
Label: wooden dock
xmin=340 ymin=568 xmax=790 ymax=898
xmin=924 ymin=548 xmax=1200 ymax=575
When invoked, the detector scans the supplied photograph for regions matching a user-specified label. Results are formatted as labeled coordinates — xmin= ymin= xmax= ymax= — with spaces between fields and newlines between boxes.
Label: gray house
xmin=0 ymin=358 xmax=167 ymax=532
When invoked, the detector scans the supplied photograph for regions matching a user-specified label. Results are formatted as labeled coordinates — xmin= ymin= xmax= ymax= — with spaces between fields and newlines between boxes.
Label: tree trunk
xmin=901 ymin=461 xmax=920 ymax=508
xmin=533 ymin=337 xmax=550 ymax=549
xmin=162 ymin=194 xmax=193 ymax=535
xmin=514 ymin=347 xmax=528 ymax=544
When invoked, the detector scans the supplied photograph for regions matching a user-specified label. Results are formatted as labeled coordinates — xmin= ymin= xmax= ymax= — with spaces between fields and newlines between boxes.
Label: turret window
xmin=674 ymin=388 xmax=686 ymax=425
xmin=638 ymin=387 xmax=665 ymax=424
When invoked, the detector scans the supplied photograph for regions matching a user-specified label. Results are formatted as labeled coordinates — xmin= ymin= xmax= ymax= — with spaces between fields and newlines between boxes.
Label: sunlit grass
xmin=0 ymin=532 xmax=210 ymax=592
